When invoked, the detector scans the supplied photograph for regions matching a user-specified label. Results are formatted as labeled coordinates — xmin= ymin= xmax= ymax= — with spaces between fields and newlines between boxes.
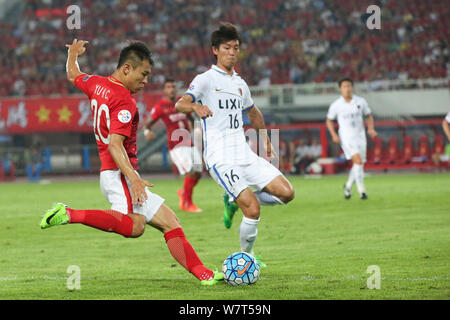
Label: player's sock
xmin=345 ymin=166 xmax=356 ymax=190
xmin=253 ymin=190 xmax=284 ymax=206
xmin=353 ymin=164 xmax=366 ymax=195
xmin=164 ymin=227 xmax=213 ymax=281
xmin=239 ymin=217 xmax=260 ymax=253
xmin=183 ymin=176 xmax=199 ymax=205
xmin=67 ymin=208 xmax=133 ymax=238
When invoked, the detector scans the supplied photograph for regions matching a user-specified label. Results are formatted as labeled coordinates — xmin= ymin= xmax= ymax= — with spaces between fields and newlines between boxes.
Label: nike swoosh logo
xmin=237 ymin=261 xmax=251 ymax=276
xmin=215 ymin=88 xmax=223 ymax=91
xmin=46 ymin=209 xmax=60 ymax=225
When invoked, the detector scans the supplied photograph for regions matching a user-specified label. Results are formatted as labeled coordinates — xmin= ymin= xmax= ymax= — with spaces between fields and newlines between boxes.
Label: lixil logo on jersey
xmin=118 ymin=110 xmax=132 ymax=123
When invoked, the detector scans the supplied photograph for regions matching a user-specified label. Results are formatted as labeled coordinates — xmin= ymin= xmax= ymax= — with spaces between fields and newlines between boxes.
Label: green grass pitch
xmin=0 ymin=173 xmax=449 ymax=300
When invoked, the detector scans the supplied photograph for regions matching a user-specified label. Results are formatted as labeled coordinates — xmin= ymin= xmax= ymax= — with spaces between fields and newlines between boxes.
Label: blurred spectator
xmin=0 ymin=0 xmax=447 ymax=97
xmin=291 ymin=139 xmax=309 ymax=174
xmin=279 ymin=140 xmax=295 ymax=173
xmin=304 ymin=138 xmax=322 ymax=173
xmin=25 ymin=145 xmax=43 ymax=182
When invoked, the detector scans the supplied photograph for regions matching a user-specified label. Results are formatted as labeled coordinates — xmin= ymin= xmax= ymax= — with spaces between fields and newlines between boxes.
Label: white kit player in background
xmin=326 ymin=78 xmax=377 ymax=200
xmin=175 ymin=23 xmax=295 ymax=267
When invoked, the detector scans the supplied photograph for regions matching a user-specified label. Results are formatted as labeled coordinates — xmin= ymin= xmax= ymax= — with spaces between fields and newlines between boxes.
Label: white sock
xmin=239 ymin=216 xmax=260 ymax=253
xmin=345 ymin=166 xmax=356 ymax=190
xmin=253 ymin=190 xmax=284 ymax=206
xmin=353 ymin=164 xmax=366 ymax=195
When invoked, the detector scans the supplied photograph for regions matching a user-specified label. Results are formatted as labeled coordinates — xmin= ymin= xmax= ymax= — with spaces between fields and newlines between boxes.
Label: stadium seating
xmin=0 ymin=0 xmax=448 ymax=97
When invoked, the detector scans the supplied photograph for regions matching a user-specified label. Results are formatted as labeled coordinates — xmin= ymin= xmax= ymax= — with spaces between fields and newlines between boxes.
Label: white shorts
xmin=169 ymin=146 xmax=203 ymax=175
xmin=209 ymin=156 xmax=282 ymax=200
xmin=100 ymin=170 xmax=165 ymax=223
xmin=341 ymin=139 xmax=367 ymax=162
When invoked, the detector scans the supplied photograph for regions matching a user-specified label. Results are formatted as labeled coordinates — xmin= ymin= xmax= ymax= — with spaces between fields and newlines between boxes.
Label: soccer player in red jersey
xmin=144 ymin=79 xmax=203 ymax=213
xmin=40 ymin=39 xmax=222 ymax=285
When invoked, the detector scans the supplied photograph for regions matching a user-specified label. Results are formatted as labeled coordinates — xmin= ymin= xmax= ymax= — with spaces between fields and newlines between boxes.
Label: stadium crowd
xmin=0 ymin=0 xmax=448 ymax=97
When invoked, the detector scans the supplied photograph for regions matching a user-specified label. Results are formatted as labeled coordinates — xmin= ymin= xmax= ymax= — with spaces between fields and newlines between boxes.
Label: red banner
xmin=0 ymin=93 xmax=163 ymax=134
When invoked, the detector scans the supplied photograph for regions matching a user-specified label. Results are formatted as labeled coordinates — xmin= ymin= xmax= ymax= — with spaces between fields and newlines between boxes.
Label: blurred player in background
xmin=440 ymin=111 xmax=450 ymax=164
xmin=175 ymin=23 xmax=295 ymax=267
xmin=442 ymin=112 xmax=450 ymax=141
xmin=40 ymin=39 xmax=222 ymax=285
xmin=144 ymin=79 xmax=203 ymax=213
xmin=326 ymin=78 xmax=377 ymax=200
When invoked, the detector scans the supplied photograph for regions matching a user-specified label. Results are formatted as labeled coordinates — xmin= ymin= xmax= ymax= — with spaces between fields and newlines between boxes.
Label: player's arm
xmin=143 ymin=118 xmax=158 ymax=140
xmin=245 ymin=105 xmax=274 ymax=158
xmin=65 ymin=39 xmax=89 ymax=84
xmin=366 ymin=114 xmax=377 ymax=139
xmin=175 ymin=95 xmax=213 ymax=119
xmin=108 ymin=133 xmax=153 ymax=205
xmin=326 ymin=118 xmax=340 ymax=144
xmin=442 ymin=119 xmax=450 ymax=141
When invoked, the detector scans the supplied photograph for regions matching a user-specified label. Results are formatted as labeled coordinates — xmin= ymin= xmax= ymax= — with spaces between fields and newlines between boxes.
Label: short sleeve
xmin=184 ymin=74 xmax=209 ymax=103
xmin=361 ymin=98 xmax=371 ymax=116
xmin=109 ymin=101 xmax=136 ymax=138
xmin=445 ymin=111 xmax=450 ymax=123
xmin=74 ymin=74 xmax=97 ymax=97
xmin=150 ymin=103 xmax=162 ymax=121
xmin=327 ymin=103 xmax=337 ymax=120
xmin=242 ymin=82 xmax=255 ymax=111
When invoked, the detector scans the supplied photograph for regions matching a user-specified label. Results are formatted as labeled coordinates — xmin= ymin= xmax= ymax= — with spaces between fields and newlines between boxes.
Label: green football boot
xmin=40 ymin=203 xmax=69 ymax=229
xmin=254 ymin=254 xmax=267 ymax=268
xmin=223 ymin=193 xmax=239 ymax=229
xmin=200 ymin=270 xmax=225 ymax=286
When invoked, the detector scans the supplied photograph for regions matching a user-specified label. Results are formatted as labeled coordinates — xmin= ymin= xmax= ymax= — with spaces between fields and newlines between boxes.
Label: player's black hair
xmin=211 ymin=22 xmax=242 ymax=58
xmin=338 ymin=78 xmax=354 ymax=87
xmin=164 ymin=78 xmax=176 ymax=85
xmin=117 ymin=41 xmax=154 ymax=69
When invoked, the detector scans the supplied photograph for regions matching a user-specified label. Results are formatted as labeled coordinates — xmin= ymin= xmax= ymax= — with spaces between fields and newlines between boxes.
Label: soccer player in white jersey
xmin=326 ymin=78 xmax=377 ymax=200
xmin=175 ymin=23 xmax=295 ymax=266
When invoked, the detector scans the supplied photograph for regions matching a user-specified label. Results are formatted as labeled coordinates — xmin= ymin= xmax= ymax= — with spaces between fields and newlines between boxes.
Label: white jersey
xmin=327 ymin=94 xmax=371 ymax=143
xmin=185 ymin=65 xmax=257 ymax=167
xmin=445 ymin=111 xmax=450 ymax=123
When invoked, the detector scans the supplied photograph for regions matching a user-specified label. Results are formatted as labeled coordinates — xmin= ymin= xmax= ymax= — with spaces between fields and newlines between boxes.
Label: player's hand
xmin=65 ymin=39 xmax=89 ymax=56
xmin=144 ymin=129 xmax=155 ymax=140
xmin=193 ymin=104 xmax=213 ymax=119
xmin=130 ymin=177 xmax=154 ymax=206
xmin=368 ymin=129 xmax=378 ymax=139
xmin=331 ymin=134 xmax=340 ymax=144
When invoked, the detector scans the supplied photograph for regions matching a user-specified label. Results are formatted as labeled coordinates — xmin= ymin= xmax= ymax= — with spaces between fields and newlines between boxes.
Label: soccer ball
xmin=222 ymin=252 xmax=260 ymax=286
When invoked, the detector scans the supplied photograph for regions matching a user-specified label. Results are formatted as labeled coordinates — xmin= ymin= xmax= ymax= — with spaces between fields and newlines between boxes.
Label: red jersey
xmin=74 ymin=74 xmax=139 ymax=171
xmin=150 ymin=98 xmax=192 ymax=150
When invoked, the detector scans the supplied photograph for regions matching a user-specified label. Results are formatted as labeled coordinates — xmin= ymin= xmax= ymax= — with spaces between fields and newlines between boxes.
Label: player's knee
xmin=352 ymin=154 xmax=363 ymax=165
xmin=243 ymin=202 xmax=260 ymax=220
xmin=129 ymin=214 xmax=146 ymax=238
xmin=130 ymin=222 xmax=145 ymax=238
xmin=280 ymin=187 xmax=295 ymax=204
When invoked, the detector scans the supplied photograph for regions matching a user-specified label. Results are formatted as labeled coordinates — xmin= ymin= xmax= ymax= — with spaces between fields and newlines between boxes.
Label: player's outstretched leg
xmin=40 ymin=203 xmax=145 ymax=238
xmin=149 ymin=204 xmax=223 ymax=285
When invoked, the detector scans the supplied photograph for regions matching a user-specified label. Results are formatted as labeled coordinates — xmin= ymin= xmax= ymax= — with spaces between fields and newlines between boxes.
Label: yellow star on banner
xmin=57 ymin=105 xmax=73 ymax=123
xmin=35 ymin=105 xmax=51 ymax=123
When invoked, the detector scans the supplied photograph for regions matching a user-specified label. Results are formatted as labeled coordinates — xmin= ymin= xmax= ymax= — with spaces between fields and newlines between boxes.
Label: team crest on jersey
xmin=118 ymin=110 xmax=132 ymax=123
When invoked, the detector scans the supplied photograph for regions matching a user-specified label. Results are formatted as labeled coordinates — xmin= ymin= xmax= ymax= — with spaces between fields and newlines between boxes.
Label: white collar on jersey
xmin=211 ymin=64 xmax=238 ymax=76
xmin=340 ymin=95 xmax=355 ymax=104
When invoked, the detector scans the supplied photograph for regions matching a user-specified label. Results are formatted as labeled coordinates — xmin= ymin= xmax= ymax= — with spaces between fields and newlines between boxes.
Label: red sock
xmin=164 ymin=228 xmax=213 ymax=281
xmin=67 ymin=208 xmax=134 ymax=238
xmin=183 ymin=176 xmax=199 ymax=205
